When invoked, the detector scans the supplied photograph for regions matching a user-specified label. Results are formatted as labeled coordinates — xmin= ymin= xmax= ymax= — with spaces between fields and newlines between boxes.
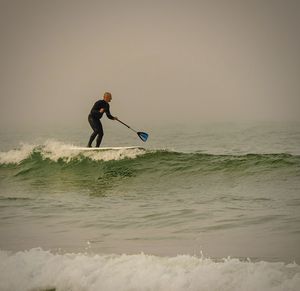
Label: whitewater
xmin=0 ymin=122 xmax=300 ymax=291
xmin=1 ymin=249 xmax=299 ymax=291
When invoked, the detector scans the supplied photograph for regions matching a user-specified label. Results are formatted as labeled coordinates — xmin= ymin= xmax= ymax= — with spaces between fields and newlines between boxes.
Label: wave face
xmin=0 ymin=248 xmax=299 ymax=291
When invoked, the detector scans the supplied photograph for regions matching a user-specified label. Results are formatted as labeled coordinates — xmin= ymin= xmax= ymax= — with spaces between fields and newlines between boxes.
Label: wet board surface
xmin=69 ymin=146 xmax=145 ymax=151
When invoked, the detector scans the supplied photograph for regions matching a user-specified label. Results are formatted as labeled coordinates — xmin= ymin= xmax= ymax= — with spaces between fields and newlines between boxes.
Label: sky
xmin=0 ymin=0 xmax=299 ymax=130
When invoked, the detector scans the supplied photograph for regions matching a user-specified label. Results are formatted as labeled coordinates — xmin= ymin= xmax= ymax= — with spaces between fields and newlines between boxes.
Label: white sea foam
xmin=0 ymin=249 xmax=299 ymax=291
xmin=81 ymin=147 xmax=145 ymax=161
xmin=42 ymin=140 xmax=146 ymax=162
xmin=0 ymin=140 xmax=146 ymax=164
xmin=0 ymin=143 xmax=36 ymax=164
xmin=39 ymin=140 xmax=79 ymax=162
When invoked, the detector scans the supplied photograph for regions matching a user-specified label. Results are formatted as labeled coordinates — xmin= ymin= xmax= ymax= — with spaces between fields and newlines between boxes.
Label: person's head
xmin=103 ymin=92 xmax=112 ymax=102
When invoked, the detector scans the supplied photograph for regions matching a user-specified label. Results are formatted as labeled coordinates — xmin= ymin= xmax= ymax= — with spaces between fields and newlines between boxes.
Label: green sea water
xmin=0 ymin=122 xmax=300 ymax=291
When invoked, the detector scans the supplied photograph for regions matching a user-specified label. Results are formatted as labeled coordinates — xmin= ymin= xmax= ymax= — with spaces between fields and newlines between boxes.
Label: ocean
xmin=0 ymin=122 xmax=299 ymax=291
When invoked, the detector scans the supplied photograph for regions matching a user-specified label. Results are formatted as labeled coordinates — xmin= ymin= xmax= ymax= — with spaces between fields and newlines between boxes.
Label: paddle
xmin=116 ymin=119 xmax=149 ymax=142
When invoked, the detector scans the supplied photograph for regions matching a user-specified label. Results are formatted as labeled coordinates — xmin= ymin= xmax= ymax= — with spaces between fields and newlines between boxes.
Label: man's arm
xmin=105 ymin=105 xmax=117 ymax=120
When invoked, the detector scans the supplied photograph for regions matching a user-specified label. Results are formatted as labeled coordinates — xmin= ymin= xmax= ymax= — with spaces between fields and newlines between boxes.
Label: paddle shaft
xmin=116 ymin=119 xmax=137 ymax=133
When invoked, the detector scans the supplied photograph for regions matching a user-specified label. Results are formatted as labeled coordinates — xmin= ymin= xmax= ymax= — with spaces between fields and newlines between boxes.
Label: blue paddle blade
xmin=137 ymin=132 xmax=149 ymax=142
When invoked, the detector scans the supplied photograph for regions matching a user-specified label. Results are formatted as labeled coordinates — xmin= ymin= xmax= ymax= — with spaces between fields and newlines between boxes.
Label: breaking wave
xmin=0 ymin=140 xmax=299 ymax=173
xmin=0 ymin=140 xmax=146 ymax=164
xmin=0 ymin=248 xmax=299 ymax=291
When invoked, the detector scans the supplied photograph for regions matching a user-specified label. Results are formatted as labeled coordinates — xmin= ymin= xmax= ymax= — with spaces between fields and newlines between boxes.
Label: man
xmin=87 ymin=92 xmax=118 ymax=147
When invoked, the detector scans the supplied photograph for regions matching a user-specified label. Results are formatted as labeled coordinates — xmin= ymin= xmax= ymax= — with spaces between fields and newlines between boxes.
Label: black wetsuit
xmin=87 ymin=100 xmax=114 ymax=147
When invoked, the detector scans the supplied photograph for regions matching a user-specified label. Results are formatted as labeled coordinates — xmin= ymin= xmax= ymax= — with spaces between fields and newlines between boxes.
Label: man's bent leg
xmin=95 ymin=122 xmax=104 ymax=147
xmin=88 ymin=131 xmax=97 ymax=147
xmin=88 ymin=115 xmax=101 ymax=147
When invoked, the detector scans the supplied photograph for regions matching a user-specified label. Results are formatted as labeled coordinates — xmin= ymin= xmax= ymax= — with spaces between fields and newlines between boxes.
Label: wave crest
xmin=0 ymin=143 xmax=36 ymax=164
xmin=0 ymin=140 xmax=146 ymax=164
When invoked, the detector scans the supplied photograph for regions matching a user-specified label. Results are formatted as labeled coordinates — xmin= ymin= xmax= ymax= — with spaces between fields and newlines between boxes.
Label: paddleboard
xmin=69 ymin=146 xmax=145 ymax=151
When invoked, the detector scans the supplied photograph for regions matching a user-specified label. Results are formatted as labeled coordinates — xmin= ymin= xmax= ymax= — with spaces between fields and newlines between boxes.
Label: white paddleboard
xmin=69 ymin=146 xmax=145 ymax=151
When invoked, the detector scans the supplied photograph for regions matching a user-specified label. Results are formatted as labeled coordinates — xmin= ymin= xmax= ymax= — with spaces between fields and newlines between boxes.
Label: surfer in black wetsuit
xmin=87 ymin=92 xmax=118 ymax=147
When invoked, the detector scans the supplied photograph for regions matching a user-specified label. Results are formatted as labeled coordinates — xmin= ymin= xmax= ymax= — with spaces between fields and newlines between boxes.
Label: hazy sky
xmin=0 ymin=0 xmax=299 ymax=129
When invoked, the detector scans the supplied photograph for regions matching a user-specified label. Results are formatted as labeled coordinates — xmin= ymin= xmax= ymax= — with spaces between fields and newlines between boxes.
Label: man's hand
xmin=99 ymin=108 xmax=105 ymax=113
